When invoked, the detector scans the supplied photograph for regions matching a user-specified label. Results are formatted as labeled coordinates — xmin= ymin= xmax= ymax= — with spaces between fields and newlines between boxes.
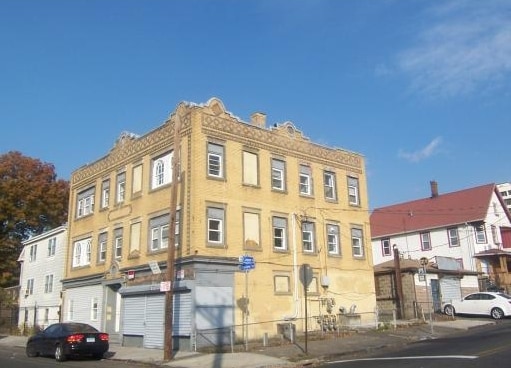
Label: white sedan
xmin=443 ymin=291 xmax=511 ymax=319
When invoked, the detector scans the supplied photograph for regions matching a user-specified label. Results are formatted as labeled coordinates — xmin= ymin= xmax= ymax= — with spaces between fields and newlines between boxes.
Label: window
xmin=302 ymin=222 xmax=315 ymax=253
xmin=29 ymin=244 xmax=37 ymax=262
xmin=101 ymin=179 xmax=110 ymax=208
xmin=150 ymin=214 xmax=170 ymax=251
xmin=44 ymin=274 xmax=53 ymax=293
xmin=207 ymin=207 xmax=224 ymax=244
xmin=47 ymin=237 xmax=56 ymax=257
xmin=381 ymin=238 xmax=391 ymax=256
xmin=420 ymin=232 xmax=432 ymax=251
xmin=72 ymin=238 xmax=91 ymax=267
xmin=272 ymin=216 xmax=287 ymax=251
xmin=326 ymin=224 xmax=340 ymax=255
xmin=271 ymin=159 xmax=285 ymax=191
xmin=324 ymin=171 xmax=337 ymax=200
xmin=447 ymin=227 xmax=459 ymax=247
xmin=207 ymin=143 xmax=224 ymax=178
xmin=152 ymin=152 xmax=172 ymax=189
xmin=491 ymin=225 xmax=500 ymax=245
xmin=299 ymin=165 xmax=312 ymax=195
xmin=348 ymin=176 xmax=360 ymax=206
xmin=132 ymin=164 xmax=143 ymax=194
xmin=243 ymin=212 xmax=260 ymax=248
xmin=475 ymin=223 xmax=487 ymax=243
xmin=44 ymin=308 xmax=49 ymax=324
xmin=130 ymin=222 xmax=141 ymax=254
xmin=242 ymin=151 xmax=258 ymax=186
xmin=174 ymin=210 xmax=181 ymax=248
xmin=98 ymin=232 xmax=107 ymax=263
xmin=274 ymin=275 xmax=291 ymax=294
xmin=114 ymin=228 xmax=123 ymax=259
xmin=77 ymin=187 xmax=95 ymax=218
xmin=26 ymin=278 xmax=34 ymax=295
xmin=91 ymin=297 xmax=99 ymax=321
xmin=351 ymin=227 xmax=364 ymax=257
xmin=116 ymin=172 xmax=126 ymax=203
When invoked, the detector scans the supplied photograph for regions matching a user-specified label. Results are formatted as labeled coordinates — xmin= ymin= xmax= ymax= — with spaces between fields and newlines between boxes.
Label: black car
xmin=26 ymin=322 xmax=109 ymax=362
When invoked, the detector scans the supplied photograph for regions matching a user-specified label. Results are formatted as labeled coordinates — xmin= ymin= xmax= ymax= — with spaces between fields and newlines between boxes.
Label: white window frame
xmin=381 ymin=238 xmax=391 ymax=256
xmin=77 ymin=187 xmax=95 ymax=218
xmin=115 ymin=230 xmax=123 ymax=259
xmin=351 ymin=227 xmax=364 ymax=257
xmin=72 ymin=238 xmax=92 ymax=268
xmin=47 ymin=237 xmax=56 ymax=257
xmin=420 ymin=232 xmax=432 ymax=251
xmin=302 ymin=222 xmax=315 ymax=253
xmin=326 ymin=224 xmax=340 ymax=255
xmin=29 ymin=244 xmax=37 ymax=262
xmin=324 ymin=171 xmax=337 ymax=200
xmin=271 ymin=159 xmax=285 ymax=191
xmin=101 ymin=179 xmax=110 ymax=209
xmin=91 ymin=297 xmax=99 ymax=321
xmin=207 ymin=207 xmax=224 ymax=244
xmin=299 ymin=165 xmax=312 ymax=195
xmin=272 ymin=216 xmax=287 ymax=251
xmin=152 ymin=151 xmax=173 ymax=189
xmin=348 ymin=176 xmax=360 ymax=206
xmin=44 ymin=274 xmax=54 ymax=293
xmin=117 ymin=172 xmax=126 ymax=203
xmin=98 ymin=233 xmax=107 ymax=263
xmin=448 ymin=227 xmax=459 ymax=247
xmin=26 ymin=278 xmax=34 ymax=295
xmin=207 ymin=143 xmax=224 ymax=178
xmin=475 ymin=223 xmax=487 ymax=243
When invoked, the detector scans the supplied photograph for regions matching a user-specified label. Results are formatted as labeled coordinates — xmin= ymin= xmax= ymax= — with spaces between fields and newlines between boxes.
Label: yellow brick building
xmin=62 ymin=98 xmax=376 ymax=350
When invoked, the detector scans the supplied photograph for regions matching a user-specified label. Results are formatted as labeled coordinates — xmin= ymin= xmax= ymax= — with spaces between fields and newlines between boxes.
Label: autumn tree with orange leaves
xmin=0 ymin=151 xmax=69 ymax=287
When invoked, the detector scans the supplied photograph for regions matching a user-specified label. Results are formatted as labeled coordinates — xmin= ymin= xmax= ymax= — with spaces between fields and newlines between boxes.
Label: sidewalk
xmin=0 ymin=318 xmax=495 ymax=368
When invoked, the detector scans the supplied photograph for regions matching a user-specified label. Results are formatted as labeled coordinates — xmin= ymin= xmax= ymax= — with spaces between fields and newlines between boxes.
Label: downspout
xmin=284 ymin=213 xmax=300 ymax=320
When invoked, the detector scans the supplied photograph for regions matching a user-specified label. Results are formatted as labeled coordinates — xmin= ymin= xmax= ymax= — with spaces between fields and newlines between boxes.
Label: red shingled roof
xmin=370 ymin=183 xmax=506 ymax=238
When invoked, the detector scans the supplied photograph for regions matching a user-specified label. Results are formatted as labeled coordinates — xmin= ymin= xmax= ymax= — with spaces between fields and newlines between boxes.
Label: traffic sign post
xmin=239 ymin=255 xmax=255 ymax=351
xmin=239 ymin=255 xmax=255 ymax=271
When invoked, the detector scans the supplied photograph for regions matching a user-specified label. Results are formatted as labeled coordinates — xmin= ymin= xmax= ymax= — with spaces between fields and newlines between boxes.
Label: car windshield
xmin=64 ymin=323 xmax=99 ymax=333
xmin=497 ymin=293 xmax=511 ymax=299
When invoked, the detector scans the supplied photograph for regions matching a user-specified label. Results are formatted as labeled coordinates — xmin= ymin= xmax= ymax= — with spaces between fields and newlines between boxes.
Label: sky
xmin=1 ymin=0 xmax=510 ymax=210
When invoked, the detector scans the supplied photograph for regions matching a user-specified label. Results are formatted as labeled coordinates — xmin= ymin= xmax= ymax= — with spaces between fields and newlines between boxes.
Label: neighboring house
xmin=17 ymin=225 xmax=67 ymax=331
xmin=62 ymin=97 xmax=376 ymax=350
xmin=0 ymin=286 xmax=20 ymax=334
xmin=371 ymin=182 xmax=511 ymax=308
xmin=497 ymin=182 xmax=511 ymax=213
xmin=374 ymin=257 xmax=478 ymax=318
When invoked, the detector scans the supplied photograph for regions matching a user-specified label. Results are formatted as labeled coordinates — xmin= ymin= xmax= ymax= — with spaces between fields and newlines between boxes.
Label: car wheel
xmin=491 ymin=307 xmax=504 ymax=320
xmin=444 ymin=304 xmax=455 ymax=316
xmin=26 ymin=343 xmax=38 ymax=357
xmin=55 ymin=344 xmax=67 ymax=362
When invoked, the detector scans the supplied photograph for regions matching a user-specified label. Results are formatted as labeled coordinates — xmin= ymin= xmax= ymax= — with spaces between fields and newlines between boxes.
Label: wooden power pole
xmin=163 ymin=113 xmax=182 ymax=361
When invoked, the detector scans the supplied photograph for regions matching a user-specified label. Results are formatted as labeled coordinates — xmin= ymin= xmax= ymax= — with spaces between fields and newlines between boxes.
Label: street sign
xmin=239 ymin=255 xmax=255 ymax=271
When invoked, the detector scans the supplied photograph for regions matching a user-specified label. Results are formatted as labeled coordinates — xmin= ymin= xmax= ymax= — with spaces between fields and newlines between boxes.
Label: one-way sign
xmin=239 ymin=255 xmax=255 ymax=271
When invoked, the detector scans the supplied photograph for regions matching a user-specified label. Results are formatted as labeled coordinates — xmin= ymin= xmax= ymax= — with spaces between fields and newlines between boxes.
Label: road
xmin=323 ymin=319 xmax=511 ymax=367
xmin=0 ymin=345 xmax=157 ymax=368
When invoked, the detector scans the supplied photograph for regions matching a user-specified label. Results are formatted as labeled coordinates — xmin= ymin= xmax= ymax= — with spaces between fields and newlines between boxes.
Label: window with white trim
xmin=448 ymin=227 xmax=459 ymax=247
xmin=299 ymin=165 xmax=312 ymax=195
xmin=324 ymin=171 xmax=337 ymax=200
xmin=420 ymin=232 xmax=432 ymax=251
xmin=116 ymin=172 xmax=126 ymax=203
xmin=114 ymin=228 xmax=123 ymax=259
xmin=101 ymin=179 xmax=110 ymax=209
xmin=271 ymin=159 xmax=285 ymax=191
xmin=150 ymin=214 xmax=170 ymax=251
xmin=72 ymin=238 xmax=91 ymax=267
xmin=91 ymin=297 xmax=99 ymax=321
xmin=152 ymin=152 xmax=172 ymax=189
xmin=347 ymin=176 xmax=360 ymax=205
xmin=207 ymin=143 xmax=224 ymax=178
xmin=98 ymin=232 xmax=107 ymax=263
xmin=475 ymin=223 xmax=487 ymax=243
xmin=29 ymin=244 xmax=37 ymax=262
xmin=26 ymin=278 xmax=34 ymax=295
xmin=77 ymin=187 xmax=95 ymax=218
xmin=272 ymin=216 xmax=287 ymax=251
xmin=207 ymin=207 xmax=224 ymax=244
xmin=381 ymin=238 xmax=391 ymax=256
xmin=302 ymin=222 xmax=315 ymax=253
xmin=47 ymin=237 xmax=56 ymax=257
xmin=326 ymin=224 xmax=340 ymax=255
xmin=351 ymin=227 xmax=364 ymax=257
xmin=44 ymin=274 xmax=54 ymax=293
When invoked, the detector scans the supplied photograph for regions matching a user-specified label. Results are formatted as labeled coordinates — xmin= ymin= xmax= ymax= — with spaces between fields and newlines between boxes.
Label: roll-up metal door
xmin=440 ymin=276 xmax=462 ymax=305
xmin=122 ymin=296 xmax=145 ymax=335
xmin=174 ymin=292 xmax=192 ymax=336
xmin=144 ymin=295 xmax=165 ymax=348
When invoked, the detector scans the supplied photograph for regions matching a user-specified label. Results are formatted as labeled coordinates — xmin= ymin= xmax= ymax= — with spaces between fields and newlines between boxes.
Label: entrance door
xmin=430 ymin=279 xmax=441 ymax=312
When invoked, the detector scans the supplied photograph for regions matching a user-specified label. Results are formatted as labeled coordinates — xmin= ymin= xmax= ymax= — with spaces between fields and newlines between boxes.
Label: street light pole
xmin=163 ymin=113 xmax=182 ymax=361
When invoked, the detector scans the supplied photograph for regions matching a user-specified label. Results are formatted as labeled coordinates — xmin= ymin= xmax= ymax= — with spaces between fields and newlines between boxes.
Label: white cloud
xmin=398 ymin=137 xmax=443 ymax=163
xmin=397 ymin=0 xmax=511 ymax=98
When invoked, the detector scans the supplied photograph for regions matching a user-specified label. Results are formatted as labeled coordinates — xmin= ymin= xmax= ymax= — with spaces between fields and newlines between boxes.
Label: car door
xmin=480 ymin=293 xmax=497 ymax=315
xmin=40 ymin=324 xmax=60 ymax=355
xmin=457 ymin=293 xmax=481 ymax=315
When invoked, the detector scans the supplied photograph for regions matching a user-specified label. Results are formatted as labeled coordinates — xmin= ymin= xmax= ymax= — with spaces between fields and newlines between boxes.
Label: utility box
xmin=277 ymin=323 xmax=296 ymax=342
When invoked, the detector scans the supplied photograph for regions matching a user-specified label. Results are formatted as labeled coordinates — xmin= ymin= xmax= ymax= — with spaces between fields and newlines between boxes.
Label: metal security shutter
xmin=440 ymin=276 xmax=462 ymax=305
xmin=144 ymin=295 xmax=165 ymax=348
xmin=174 ymin=292 xmax=192 ymax=336
xmin=122 ymin=296 xmax=145 ymax=335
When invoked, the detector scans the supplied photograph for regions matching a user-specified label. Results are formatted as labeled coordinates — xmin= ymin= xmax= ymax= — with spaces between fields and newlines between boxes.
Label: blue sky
xmin=1 ymin=0 xmax=510 ymax=209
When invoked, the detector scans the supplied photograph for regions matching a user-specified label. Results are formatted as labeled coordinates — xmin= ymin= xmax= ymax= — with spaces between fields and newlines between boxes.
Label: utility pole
xmin=163 ymin=113 xmax=182 ymax=361
xmin=393 ymin=245 xmax=404 ymax=319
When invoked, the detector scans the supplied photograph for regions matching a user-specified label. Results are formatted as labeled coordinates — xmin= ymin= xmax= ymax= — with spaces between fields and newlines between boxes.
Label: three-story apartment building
xmin=62 ymin=98 xmax=376 ymax=350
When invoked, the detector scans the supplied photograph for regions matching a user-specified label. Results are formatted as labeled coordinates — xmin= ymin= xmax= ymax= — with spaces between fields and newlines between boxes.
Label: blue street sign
xmin=239 ymin=255 xmax=255 ymax=271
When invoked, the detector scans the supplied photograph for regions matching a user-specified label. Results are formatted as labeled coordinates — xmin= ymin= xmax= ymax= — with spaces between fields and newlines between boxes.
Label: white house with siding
xmin=18 ymin=225 xmax=67 ymax=331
